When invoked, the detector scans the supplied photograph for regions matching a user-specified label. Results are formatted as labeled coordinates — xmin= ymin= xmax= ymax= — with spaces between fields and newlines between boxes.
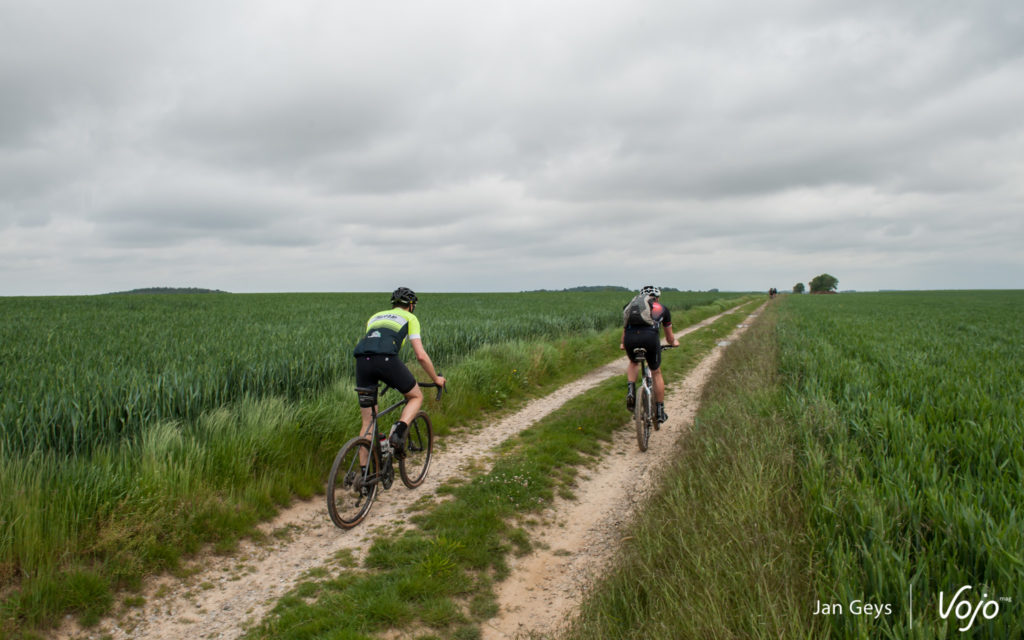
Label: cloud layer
xmin=2 ymin=0 xmax=1022 ymax=294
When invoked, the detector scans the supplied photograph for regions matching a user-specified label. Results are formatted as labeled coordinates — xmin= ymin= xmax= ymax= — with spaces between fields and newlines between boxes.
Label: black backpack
xmin=623 ymin=294 xmax=655 ymax=327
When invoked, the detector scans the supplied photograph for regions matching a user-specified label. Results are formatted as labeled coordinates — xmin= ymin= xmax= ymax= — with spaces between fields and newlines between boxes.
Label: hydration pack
xmin=623 ymin=294 xmax=656 ymax=327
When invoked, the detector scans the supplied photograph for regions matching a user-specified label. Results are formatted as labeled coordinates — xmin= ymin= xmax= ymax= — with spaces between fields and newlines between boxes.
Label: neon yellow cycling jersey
xmin=353 ymin=308 xmax=422 ymax=356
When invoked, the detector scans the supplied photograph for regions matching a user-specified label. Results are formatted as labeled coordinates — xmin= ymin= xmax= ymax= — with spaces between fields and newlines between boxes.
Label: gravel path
xmin=54 ymin=305 xmax=759 ymax=640
xmin=482 ymin=307 xmax=763 ymax=639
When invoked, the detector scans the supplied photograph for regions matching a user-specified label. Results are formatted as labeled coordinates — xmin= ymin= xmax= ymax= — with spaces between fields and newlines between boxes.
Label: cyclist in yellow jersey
xmin=353 ymin=287 xmax=446 ymax=457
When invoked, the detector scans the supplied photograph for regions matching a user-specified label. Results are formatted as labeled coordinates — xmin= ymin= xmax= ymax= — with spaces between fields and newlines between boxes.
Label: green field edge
xmin=0 ymin=296 xmax=759 ymax=638
xmin=241 ymin=299 xmax=763 ymax=640
xmin=565 ymin=291 xmax=1024 ymax=640
xmin=563 ymin=299 xmax=821 ymax=640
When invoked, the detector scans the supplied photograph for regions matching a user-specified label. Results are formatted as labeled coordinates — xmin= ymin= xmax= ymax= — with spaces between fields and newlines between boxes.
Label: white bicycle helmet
xmin=640 ymin=285 xmax=661 ymax=297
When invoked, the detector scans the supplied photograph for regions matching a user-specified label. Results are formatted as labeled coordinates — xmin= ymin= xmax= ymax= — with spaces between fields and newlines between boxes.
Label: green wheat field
xmin=1 ymin=289 xmax=1021 ymax=639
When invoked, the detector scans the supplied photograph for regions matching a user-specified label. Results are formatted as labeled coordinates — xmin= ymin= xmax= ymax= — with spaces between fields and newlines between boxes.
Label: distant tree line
xmin=523 ymin=285 xmax=700 ymax=293
xmin=105 ymin=287 xmax=230 ymax=295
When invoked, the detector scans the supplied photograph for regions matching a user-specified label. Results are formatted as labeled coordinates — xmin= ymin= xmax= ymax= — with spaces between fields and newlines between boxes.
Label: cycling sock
xmin=389 ymin=422 xmax=409 ymax=460
xmin=390 ymin=421 xmax=409 ymax=447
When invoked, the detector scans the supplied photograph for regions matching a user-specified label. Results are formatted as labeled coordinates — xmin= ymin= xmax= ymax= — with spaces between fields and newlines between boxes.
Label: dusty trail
xmin=55 ymin=305 xmax=756 ymax=640
xmin=483 ymin=307 xmax=763 ymax=639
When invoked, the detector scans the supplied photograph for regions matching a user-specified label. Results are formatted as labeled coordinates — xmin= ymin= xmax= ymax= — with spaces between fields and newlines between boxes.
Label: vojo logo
xmin=368 ymin=330 xmax=382 ymax=338
xmin=938 ymin=585 xmax=1006 ymax=632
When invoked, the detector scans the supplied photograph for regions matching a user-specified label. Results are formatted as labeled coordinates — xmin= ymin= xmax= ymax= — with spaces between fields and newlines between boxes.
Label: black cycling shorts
xmin=354 ymin=354 xmax=417 ymax=394
xmin=623 ymin=328 xmax=661 ymax=370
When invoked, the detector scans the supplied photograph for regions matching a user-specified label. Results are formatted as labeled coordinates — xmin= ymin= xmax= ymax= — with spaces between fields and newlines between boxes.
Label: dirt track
xmin=56 ymin=304 xmax=762 ymax=640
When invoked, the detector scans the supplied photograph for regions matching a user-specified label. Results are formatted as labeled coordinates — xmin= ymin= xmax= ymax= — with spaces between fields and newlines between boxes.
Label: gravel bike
xmin=327 ymin=380 xmax=443 ymax=529
xmin=631 ymin=345 xmax=673 ymax=452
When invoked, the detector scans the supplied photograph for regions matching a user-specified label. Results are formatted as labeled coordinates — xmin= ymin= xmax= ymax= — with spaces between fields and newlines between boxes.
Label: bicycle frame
xmin=360 ymin=382 xmax=444 ymax=446
xmin=631 ymin=348 xmax=655 ymax=451
xmin=638 ymin=355 xmax=653 ymax=403
xmin=327 ymin=380 xmax=442 ymax=528
xmin=356 ymin=381 xmax=443 ymax=488
xmin=630 ymin=345 xmax=673 ymax=451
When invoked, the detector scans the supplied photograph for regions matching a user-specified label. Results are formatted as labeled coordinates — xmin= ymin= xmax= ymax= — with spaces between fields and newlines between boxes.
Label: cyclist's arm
xmin=410 ymin=337 xmax=446 ymax=387
xmin=620 ymin=328 xmax=626 ymax=350
xmin=663 ymin=323 xmax=680 ymax=347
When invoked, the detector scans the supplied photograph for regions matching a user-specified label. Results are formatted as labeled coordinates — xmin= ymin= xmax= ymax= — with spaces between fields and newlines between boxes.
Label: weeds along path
xmin=483 ymin=304 xmax=766 ymax=640
xmin=55 ymin=305 xmax=751 ymax=640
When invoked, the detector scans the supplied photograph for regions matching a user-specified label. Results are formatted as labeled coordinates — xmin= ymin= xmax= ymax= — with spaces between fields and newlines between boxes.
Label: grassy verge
xmin=0 ymin=297 xmax=756 ymax=638
xmin=243 ymin=300 xmax=759 ymax=640
xmin=563 ymin=301 xmax=820 ymax=639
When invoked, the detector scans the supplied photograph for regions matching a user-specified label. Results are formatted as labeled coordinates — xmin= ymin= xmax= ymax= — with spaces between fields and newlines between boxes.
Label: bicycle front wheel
xmin=400 ymin=411 xmax=434 ymax=488
xmin=635 ymin=385 xmax=651 ymax=452
xmin=327 ymin=437 xmax=379 ymax=528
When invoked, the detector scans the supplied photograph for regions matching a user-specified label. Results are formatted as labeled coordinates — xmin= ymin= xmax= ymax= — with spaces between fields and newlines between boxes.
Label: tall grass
xmin=0 ymin=291 xmax=739 ymax=458
xmin=564 ymin=301 xmax=819 ymax=639
xmin=0 ymin=292 xmax=752 ymax=638
xmin=0 ymin=335 xmax=602 ymax=636
xmin=780 ymin=291 xmax=1024 ymax=638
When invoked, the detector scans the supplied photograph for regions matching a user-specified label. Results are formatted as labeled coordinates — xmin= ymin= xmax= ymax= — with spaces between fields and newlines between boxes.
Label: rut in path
xmin=56 ymin=305 xmax=753 ymax=640
xmin=484 ymin=305 xmax=764 ymax=639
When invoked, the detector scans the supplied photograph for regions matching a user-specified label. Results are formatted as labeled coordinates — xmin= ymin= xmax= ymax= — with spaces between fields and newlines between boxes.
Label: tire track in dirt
xmin=482 ymin=304 xmax=765 ymax=640
xmin=55 ymin=305 xmax=754 ymax=640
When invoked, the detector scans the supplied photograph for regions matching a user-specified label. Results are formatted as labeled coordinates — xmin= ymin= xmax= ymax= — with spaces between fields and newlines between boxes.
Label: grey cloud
xmin=1 ymin=0 xmax=1022 ymax=295
xmin=95 ymin=188 xmax=321 ymax=248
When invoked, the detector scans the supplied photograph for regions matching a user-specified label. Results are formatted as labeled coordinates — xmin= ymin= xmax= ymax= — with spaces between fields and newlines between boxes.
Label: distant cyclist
xmin=620 ymin=285 xmax=679 ymax=423
xmin=353 ymin=287 xmax=446 ymax=458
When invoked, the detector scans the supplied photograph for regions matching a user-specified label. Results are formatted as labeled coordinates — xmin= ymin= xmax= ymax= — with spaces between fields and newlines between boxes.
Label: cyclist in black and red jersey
xmin=620 ymin=285 xmax=679 ymax=423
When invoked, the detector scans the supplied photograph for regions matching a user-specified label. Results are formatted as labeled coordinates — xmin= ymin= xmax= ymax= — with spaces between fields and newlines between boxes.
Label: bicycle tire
xmin=327 ymin=437 xmax=379 ymax=528
xmin=399 ymin=411 xmax=433 ymax=488
xmin=635 ymin=385 xmax=651 ymax=451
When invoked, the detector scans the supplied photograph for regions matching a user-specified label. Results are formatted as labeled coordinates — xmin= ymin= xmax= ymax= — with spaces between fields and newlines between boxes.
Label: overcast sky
xmin=2 ymin=0 xmax=1022 ymax=296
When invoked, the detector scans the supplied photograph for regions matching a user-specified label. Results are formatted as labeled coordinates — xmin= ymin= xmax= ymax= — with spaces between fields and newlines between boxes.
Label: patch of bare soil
xmin=54 ymin=305 xmax=758 ymax=640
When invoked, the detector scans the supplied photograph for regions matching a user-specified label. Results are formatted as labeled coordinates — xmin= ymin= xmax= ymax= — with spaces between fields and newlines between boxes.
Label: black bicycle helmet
xmin=391 ymin=286 xmax=418 ymax=306
xmin=640 ymin=285 xmax=661 ymax=297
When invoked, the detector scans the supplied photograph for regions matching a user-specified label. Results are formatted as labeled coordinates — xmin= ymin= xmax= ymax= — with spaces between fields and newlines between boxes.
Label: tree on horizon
xmin=809 ymin=274 xmax=838 ymax=293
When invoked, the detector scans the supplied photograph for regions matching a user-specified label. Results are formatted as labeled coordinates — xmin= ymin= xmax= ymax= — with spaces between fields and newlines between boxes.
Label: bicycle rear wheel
xmin=635 ymin=385 xmax=651 ymax=451
xmin=327 ymin=437 xmax=379 ymax=528
xmin=399 ymin=411 xmax=433 ymax=488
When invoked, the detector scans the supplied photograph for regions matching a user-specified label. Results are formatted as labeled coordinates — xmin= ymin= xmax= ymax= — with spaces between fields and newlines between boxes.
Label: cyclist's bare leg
xmin=398 ymin=384 xmax=423 ymax=428
xmin=359 ymin=407 xmax=374 ymax=438
xmin=652 ymin=369 xmax=666 ymax=403
xmin=624 ymin=360 xmax=640 ymax=410
xmin=358 ymin=407 xmax=375 ymax=466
